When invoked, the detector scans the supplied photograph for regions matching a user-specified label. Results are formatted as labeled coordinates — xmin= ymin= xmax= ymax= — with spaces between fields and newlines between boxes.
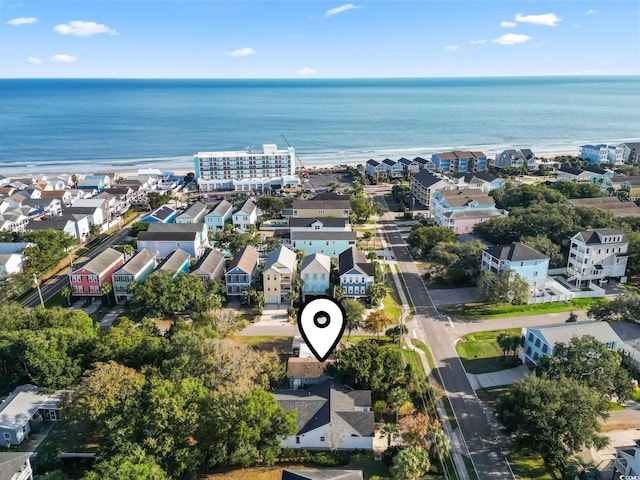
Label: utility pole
xmin=33 ymin=274 xmax=45 ymax=308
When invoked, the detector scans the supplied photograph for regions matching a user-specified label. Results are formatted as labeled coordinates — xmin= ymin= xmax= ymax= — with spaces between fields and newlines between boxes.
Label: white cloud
xmin=492 ymin=33 xmax=532 ymax=45
xmin=500 ymin=21 xmax=516 ymax=28
xmin=445 ymin=45 xmax=459 ymax=51
xmin=6 ymin=16 xmax=37 ymax=26
xmin=470 ymin=39 xmax=487 ymax=45
xmin=325 ymin=4 xmax=360 ymax=17
xmin=295 ymin=67 xmax=317 ymax=76
xmin=585 ymin=9 xmax=598 ymax=15
xmin=515 ymin=13 xmax=562 ymax=26
xmin=224 ymin=47 xmax=256 ymax=57
xmin=50 ymin=54 xmax=78 ymax=63
xmin=54 ymin=20 xmax=117 ymax=36
xmin=26 ymin=56 xmax=42 ymax=64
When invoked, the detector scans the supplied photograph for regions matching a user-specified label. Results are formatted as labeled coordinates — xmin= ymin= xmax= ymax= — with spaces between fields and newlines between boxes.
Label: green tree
xmin=334 ymin=285 xmax=346 ymax=301
xmin=588 ymin=292 xmax=640 ymax=324
xmin=497 ymin=332 xmax=522 ymax=365
xmin=381 ymin=422 xmax=399 ymax=448
xmin=496 ymin=375 xmax=609 ymax=471
xmin=407 ymin=226 xmax=457 ymax=259
xmin=82 ymin=445 xmax=170 ymax=480
xmin=368 ymin=282 xmax=388 ymax=307
xmin=101 ymin=281 xmax=113 ymax=305
xmin=129 ymin=271 xmax=205 ymax=319
xmin=350 ymin=195 xmax=373 ymax=222
xmin=364 ymin=309 xmax=391 ymax=340
xmin=566 ymin=311 xmax=578 ymax=322
xmin=147 ymin=191 xmax=170 ymax=210
xmin=476 ymin=270 xmax=530 ymax=305
xmin=520 ymin=235 xmax=565 ymax=268
xmin=60 ymin=285 xmax=74 ymax=306
xmin=386 ymin=324 xmax=408 ymax=346
xmin=21 ymin=230 xmax=77 ymax=276
xmin=537 ymin=334 xmax=632 ymax=401
xmin=563 ymin=457 xmax=603 ymax=480
xmin=256 ymin=196 xmax=285 ymax=219
xmin=391 ymin=445 xmax=431 ymax=480
xmin=342 ymin=298 xmax=365 ymax=340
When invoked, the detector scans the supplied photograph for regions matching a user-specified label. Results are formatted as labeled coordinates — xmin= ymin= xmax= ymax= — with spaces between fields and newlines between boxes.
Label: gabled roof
xmin=300 ymin=253 xmax=331 ymax=273
xmin=412 ymin=170 xmax=449 ymax=189
xmin=191 ymin=248 xmax=224 ymax=276
xmin=27 ymin=219 xmax=74 ymax=232
xmin=286 ymin=357 xmax=332 ymax=379
xmin=484 ymin=243 xmax=548 ymax=262
xmin=77 ymin=247 xmax=123 ymax=275
xmin=584 ymin=165 xmax=609 ymax=175
xmin=117 ymin=249 xmax=156 ymax=276
xmin=263 ymin=245 xmax=297 ymax=272
xmin=274 ymin=379 xmax=374 ymax=437
xmin=397 ymin=157 xmax=413 ymax=166
xmin=39 ymin=190 xmax=67 ymax=199
xmin=559 ymin=165 xmax=585 ymax=176
xmin=138 ymin=230 xmax=198 ymax=242
xmin=208 ymin=199 xmax=233 ymax=217
xmin=178 ymin=201 xmax=208 ymax=220
xmin=575 ymin=228 xmax=628 ymax=245
xmin=338 ymin=246 xmax=375 ymax=277
xmin=471 ymin=171 xmax=500 ymax=183
xmin=0 ymin=452 xmax=33 ymax=480
xmin=0 ymin=385 xmax=61 ymax=430
xmin=436 ymin=189 xmax=495 ymax=208
xmin=529 ymin=321 xmax=621 ymax=349
xmin=412 ymin=156 xmax=430 ymax=165
xmin=293 ymin=199 xmax=350 ymax=210
xmin=235 ymin=199 xmax=257 ymax=216
xmin=382 ymin=158 xmax=396 ymax=166
xmin=282 ymin=469 xmax=363 ymax=480
xmin=147 ymin=222 xmax=206 ymax=234
xmin=157 ymin=248 xmax=190 ymax=271
xmin=227 ymin=245 xmax=259 ymax=274
xmin=289 ymin=217 xmax=348 ymax=228
xmin=145 ymin=205 xmax=176 ymax=222
xmin=312 ymin=192 xmax=347 ymax=201
xmin=366 ymin=159 xmax=380 ymax=167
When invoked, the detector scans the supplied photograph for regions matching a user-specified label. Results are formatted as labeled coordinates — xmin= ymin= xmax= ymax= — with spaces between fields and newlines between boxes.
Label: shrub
xmin=310 ymin=452 xmax=350 ymax=467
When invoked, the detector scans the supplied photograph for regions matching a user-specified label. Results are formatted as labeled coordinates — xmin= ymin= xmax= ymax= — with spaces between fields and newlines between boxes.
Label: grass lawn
xmin=455 ymin=329 xmax=521 ymax=374
xmin=45 ymin=291 xmax=70 ymax=308
xmin=609 ymin=401 xmax=626 ymax=410
xmin=89 ymin=304 xmax=111 ymax=324
xmin=37 ymin=421 xmax=102 ymax=454
xmin=441 ymin=297 xmax=608 ymax=320
xmin=236 ymin=336 xmax=292 ymax=353
xmin=633 ymin=386 xmax=640 ymax=402
xmin=508 ymin=448 xmax=556 ymax=480
xmin=410 ymin=339 xmax=436 ymax=370
xmin=402 ymin=348 xmax=427 ymax=382
xmin=237 ymin=305 xmax=262 ymax=323
xmin=383 ymin=265 xmax=403 ymax=323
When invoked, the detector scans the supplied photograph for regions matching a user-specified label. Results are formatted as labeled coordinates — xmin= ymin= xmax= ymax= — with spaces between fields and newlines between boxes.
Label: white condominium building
xmin=195 ymin=144 xmax=298 ymax=191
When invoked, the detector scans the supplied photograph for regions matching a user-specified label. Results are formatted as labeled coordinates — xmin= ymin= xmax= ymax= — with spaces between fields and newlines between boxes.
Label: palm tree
xmin=380 ymin=422 xmax=398 ymax=448
xmin=563 ymin=457 xmax=602 ymax=480
xmin=367 ymin=283 xmax=388 ymax=307
xmin=120 ymin=244 xmax=135 ymax=261
xmin=61 ymin=285 xmax=74 ymax=306
xmin=286 ymin=289 xmax=299 ymax=309
xmin=100 ymin=282 xmax=113 ymax=305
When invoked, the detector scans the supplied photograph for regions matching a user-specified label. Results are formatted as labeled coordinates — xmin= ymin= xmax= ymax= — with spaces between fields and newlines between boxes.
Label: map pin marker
xmin=297 ymin=295 xmax=346 ymax=362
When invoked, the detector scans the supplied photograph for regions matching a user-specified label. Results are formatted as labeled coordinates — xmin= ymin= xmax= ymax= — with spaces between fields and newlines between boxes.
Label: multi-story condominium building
xmin=431 ymin=150 xmax=487 ymax=173
xmin=578 ymin=144 xmax=618 ymax=164
xmin=567 ymin=228 xmax=629 ymax=287
xmin=481 ymin=243 xmax=549 ymax=290
xmin=175 ymin=201 xmax=208 ymax=224
xmin=225 ymin=245 xmax=259 ymax=296
xmin=431 ymin=189 xmax=508 ymax=234
xmin=338 ymin=246 xmax=375 ymax=299
xmin=70 ymin=247 xmax=125 ymax=297
xmin=409 ymin=171 xmax=454 ymax=209
xmin=493 ymin=149 xmax=536 ymax=169
xmin=519 ymin=321 xmax=621 ymax=365
xmin=262 ymin=245 xmax=297 ymax=304
xmin=232 ymin=199 xmax=258 ymax=231
xmin=300 ymin=253 xmax=331 ymax=300
xmin=616 ymin=142 xmax=640 ymax=164
xmin=204 ymin=199 xmax=233 ymax=232
xmin=112 ymin=249 xmax=157 ymax=303
xmin=195 ymin=144 xmax=299 ymax=191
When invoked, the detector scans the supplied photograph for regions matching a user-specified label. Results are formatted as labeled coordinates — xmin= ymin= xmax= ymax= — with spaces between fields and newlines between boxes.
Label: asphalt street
xmin=372 ymin=188 xmax=515 ymax=480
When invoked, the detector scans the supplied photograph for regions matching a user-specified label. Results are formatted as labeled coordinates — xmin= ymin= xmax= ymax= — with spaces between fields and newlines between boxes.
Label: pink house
xmin=430 ymin=189 xmax=508 ymax=234
xmin=70 ymin=247 xmax=125 ymax=297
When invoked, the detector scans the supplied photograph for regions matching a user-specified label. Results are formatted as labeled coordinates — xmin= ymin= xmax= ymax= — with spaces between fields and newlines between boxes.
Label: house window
xmin=296 ymin=436 xmax=300 ymax=444
xmin=533 ymin=352 xmax=539 ymax=361
xmin=320 ymin=436 xmax=325 ymax=442
xmin=3 ymin=433 xmax=10 ymax=440
xmin=526 ymin=346 xmax=532 ymax=355
xmin=321 ymin=273 xmax=326 ymax=281
xmin=535 ymin=338 xmax=541 ymax=347
xmin=527 ymin=332 xmax=533 ymax=341
xmin=542 ymin=345 xmax=548 ymax=353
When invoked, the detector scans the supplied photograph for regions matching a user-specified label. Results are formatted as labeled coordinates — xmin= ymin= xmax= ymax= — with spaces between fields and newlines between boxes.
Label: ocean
xmin=0 ymin=76 xmax=639 ymax=175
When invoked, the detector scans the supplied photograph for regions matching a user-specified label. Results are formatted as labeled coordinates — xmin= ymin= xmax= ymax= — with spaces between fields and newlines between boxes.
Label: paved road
xmin=371 ymin=187 xmax=515 ymax=480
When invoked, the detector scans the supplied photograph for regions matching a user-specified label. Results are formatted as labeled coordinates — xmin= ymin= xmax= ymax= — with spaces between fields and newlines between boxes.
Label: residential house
xmin=0 ymin=452 xmax=34 ymax=480
xmin=225 ymin=245 xmax=260 ymax=296
xmin=118 ymin=174 xmax=157 ymax=192
xmin=621 ymin=176 xmax=640 ymax=200
xmin=101 ymin=187 xmax=133 ymax=214
xmin=578 ymin=144 xmax=618 ymax=164
xmin=275 ymin=379 xmax=374 ymax=450
xmin=430 ymin=189 xmax=508 ymax=234
xmin=289 ymin=217 xmax=350 ymax=232
xmin=156 ymin=248 xmax=191 ymax=277
xmin=493 ymin=149 xmax=536 ymax=169
xmin=616 ymin=142 xmax=640 ymax=164
xmin=602 ymin=175 xmax=634 ymax=194
xmin=232 ymin=199 xmax=258 ymax=231
xmin=519 ymin=321 xmax=621 ymax=365
xmin=0 ymin=213 xmax=29 ymax=233
xmin=291 ymin=199 xmax=351 ymax=218
xmin=300 ymin=253 xmax=331 ymax=299
xmin=566 ymin=197 xmax=640 ymax=217
xmin=190 ymin=248 xmax=225 ymax=282
xmin=431 ymin=150 xmax=487 ymax=173
xmin=70 ymin=247 xmax=125 ymax=297
xmin=282 ymin=470 xmax=363 ymax=480
xmin=338 ymin=246 xmax=375 ymax=298
xmin=22 ymin=198 xmax=62 ymax=218
xmin=0 ymin=243 xmax=33 ymax=274
xmin=27 ymin=214 xmax=90 ymax=242
xmin=71 ymin=198 xmax=111 ymax=223
xmin=451 ymin=171 xmax=506 ymax=193
xmin=381 ymin=158 xmax=404 ymax=178
xmin=112 ymin=249 xmax=157 ymax=303
xmin=481 ymin=243 xmax=550 ymax=291
xmin=147 ymin=223 xmax=209 ymax=252
xmin=409 ymin=170 xmax=454 ymax=209
xmin=291 ymin=231 xmax=357 ymax=257
xmin=141 ymin=205 xmax=177 ymax=223
xmin=39 ymin=190 xmax=73 ymax=206
xmin=567 ymin=228 xmax=629 ymax=287
xmin=365 ymin=159 xmax=385 ymax=177
xmin=0 ymin=385 xmax=61 ymax=446
xmin=397 ymin=157 xmax=418 ymax=173
xmin=204 ymin=199 xmax=233 ymax=232
xmin=412 ymin=156 xmax=436 ymax=172
xmin=613 ymin=441 xmax=640 ymax=478
xmin=583 ymin=165 xmax=613 ymax=185
xmin=77 ymin=178 xmax=104 ymax=192
xmin=137 ymin=230 xmax=202 ymax=260
xmin=176 ymin=201 xmax=208 ymax=224
xmin=286 ymin=357 xmax=332 ymax=389
xmin=262 ymin=245 xmax=297 ymax=304
xmin=64 ymin=205 xmax=106 ymax=227
xmin=556 ymin=165 xmax=590 ymax=182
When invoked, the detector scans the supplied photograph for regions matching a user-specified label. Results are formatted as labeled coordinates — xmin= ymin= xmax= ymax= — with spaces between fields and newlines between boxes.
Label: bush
xmin=382 ymin=445 xmax=402 ymax=466
xmin=374 ymin=400 xmax=387 ymax=420
xmin=310 ymin=452 xmax=350 ymax=467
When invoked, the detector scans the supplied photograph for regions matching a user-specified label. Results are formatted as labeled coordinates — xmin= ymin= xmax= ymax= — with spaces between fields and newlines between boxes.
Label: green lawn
xmin=455 ymin=329 xmax=521 ymax=374
xmin=508 ymin=449 xmax=556 ymax=480
xmin=609 ymin=401 xmax=626 ymax=410
xmin=410 ymin=339 xmax=436 ymax=370
xmin=383 ymin=265 xmax=403 ymax=323
xmin=441 ymin=298 xmax=608 ymax=320
xmin=236 ymin=336 xmax=292 ymax=352
xmin=633 ymin=386 xmax=640 ymax=402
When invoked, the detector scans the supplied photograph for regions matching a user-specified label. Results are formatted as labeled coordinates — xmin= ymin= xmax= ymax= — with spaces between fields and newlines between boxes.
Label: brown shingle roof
xmin=287 ymin=357 xmax=332 ymax=379
xmin=227 ymin=245 xmax=259 ymax=274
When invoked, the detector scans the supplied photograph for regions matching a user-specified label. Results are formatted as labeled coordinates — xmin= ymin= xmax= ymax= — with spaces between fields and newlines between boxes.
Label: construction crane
xmin=281 ymin=134 xmax=309 ymax=178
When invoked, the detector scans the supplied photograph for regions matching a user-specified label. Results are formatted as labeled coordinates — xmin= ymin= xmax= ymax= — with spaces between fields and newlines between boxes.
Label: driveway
xmin=241 ymin=304 xmax=297 ymax=336
xmin=429 ymin=287 xmax=477 ymax=306
xmin=467 ymin=365 xmax=530 ymax=390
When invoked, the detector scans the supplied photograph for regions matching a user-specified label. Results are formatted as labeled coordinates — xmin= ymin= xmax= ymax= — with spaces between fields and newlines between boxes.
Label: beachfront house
xmin=519 ymin=321 xmax=621 ymax=365
xmin=556 ymin=165 xmax=590 ymax=183
xmin=338 ymin=246 xmax=375 ymax=299
xmin=365 ymin=159 xmax=385 ymax=177
xmin=190 ymin=248 xmax=225 ymax=282
xmin=398 ymin=157 xmax=419 ymax=173
xmin=430 ymin=189 xmax=508 ymax=234
xmin=204 ymin=199 xmax=233 ymax=232
xmin=493 ymin=149 xmax=537 ymax=170
xmin=175 ymin=201 xmax=208 ymax=224
xmin=566 ymin=228 xmax=629 ymax=288
xmin=481 ymin=243 xmax=550 ymax=291
xmin=112 ymin=249 xmax=157 ymax=303
xmin=70 ymin=247 xmax=125 ymax=298
xmin=300 ymin=253 xmax=331 ymax=300
xmin=409 ymin=170 xmax=454 ymax=209
xmin=450 ymin=172 xmax=506 ymax=193
xmin=274 ymin=379 xmax=374 ymax=450
xmin=616 ymin=142 xmax=640 ymax=164
xmin=262 ymin=245 xmax=297 ymax=304
xmin=381 ymin=158 xmax=404 ymax=178
xmin=225 ymin=245 xmax=260 ymax=296
xmin=578 ymin=144 xmax=618 ymax=164
xmin=412 ymin=157 xmax=436 ymax=172
xmin=232 ymin=199 xmax=258 ymax=231
xmin=156 ymin=249 xmax=191 ymax=277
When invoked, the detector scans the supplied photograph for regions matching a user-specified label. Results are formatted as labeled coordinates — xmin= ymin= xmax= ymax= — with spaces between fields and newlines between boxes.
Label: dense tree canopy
xmin=128 ymin=271 xmax=205 ymax=319
xmin=475 ymin=270 xmax=530 ymax=305
xmin=407 ymin=226 xmax=457 ymax=259
xmin=588 ymin=292 xmax=640 ymax=324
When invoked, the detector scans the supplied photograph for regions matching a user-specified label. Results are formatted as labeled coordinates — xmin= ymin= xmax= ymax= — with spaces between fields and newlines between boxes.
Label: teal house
xmin=300 ymin=253 xmax=331 ymax=299
xmin=112 ymin=249 xmax=157 ymax=303
xmin=156 ymin=249 xmax=191 ymax=277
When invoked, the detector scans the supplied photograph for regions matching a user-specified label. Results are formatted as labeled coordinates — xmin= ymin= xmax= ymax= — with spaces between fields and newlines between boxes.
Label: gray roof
xmin=0 ymin=452 xmax=33 ymax=480
xmin=118 ymin=249 xmax=156 ymax=276
xmin=282 ymin=469 xmax=364 ymax=480
xmin=147 ymin=223 xmax=206 ymax=234
xmin=236 ymin=199 xmax=257 ymax=216
xmin=484 ymin=243 xmax=548 ymax=262
xmin=338 ymin=246 xmax=375 ymax=276
xmin=208 ymin=199 xmax=233 ymax=217
xmin=138 ymin=230 xmax=198 ymax=242
xmin=412 ymin=170 xmax=446 ymax=188
xmin=78 ymin=247 xmax=123 ymax=275
xmin=559 ymin=165 xmax=585 ymax=176
xmin=293 ymin=199 xmax=350 ymax=210
xmin=263 ymin=245 xmax=297 ymax=272
xmin=178 ymin=201 xmax=208 ymax=220
xmin=274 ymin=380 xmax=374 ymax=437
xmin=0 ymin=384 xmax=61 ymax=430
xmin=227 ymin=245 xmax=259 ymax=274
xmin=291 ymin=231 xmax=357 ymax=241
xmin=157 ymin=248 xmax=190 ymax=271
xmin=145 ymin=205 xmax=176 ymax=221
xmin=191 ymin=248 xmax=225 ymax=276
xmin=575 ymin=228 xmax=629 ymax=245
xmin=27 ymin=219 xmax=73 ymax=231
xmin=530 ymin=321 xmax=621 ymax=348
xmin=366 ymin=159 xmax=380 ymax=167
xmin=448 ymin=209 xmax=505 ymax=220
xmin=64 ymin=206 xmax=100 ymax=215
xmin=301 ymin=253 xmax=331 ymax=273
xmin=289 ymin=217 xmax=348 ymax=228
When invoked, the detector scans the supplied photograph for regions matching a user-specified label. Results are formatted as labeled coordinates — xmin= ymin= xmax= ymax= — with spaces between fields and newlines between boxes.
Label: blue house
xmin=156 ymin=248 xmax=191 ymax=277
xmin=300 ymin=253 xmax=331 ymax=299
xmin=481 ymin=243 xmax=549 ymax=291
xmin=520 ymin=321 xmax=621 ymax=365
xmin=291 ymin=231 xmax=356 ymax=258
xmin=0 ymin=385 xmax=61 ymax=446
xmin=112 ymin=249 xmax=157 ymax=303
xmin=77 ymin=175 xmax=109 ymax=191
xmin=578 ymin=144 xmax=618 ymax=164
xmin=205 ymin=199 xmax=233 ymax=232
xmin=142 ymin=205 xmax=177 ymax=223
xmin=338 ymin=246 xmax=375 ymax=299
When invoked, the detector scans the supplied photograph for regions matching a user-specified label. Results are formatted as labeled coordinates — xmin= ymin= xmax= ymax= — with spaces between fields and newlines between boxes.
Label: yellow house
xmin=291 ymin=199 xmax=351 ymax=218
xmin=263 ymin=245 xmax=297 ymax=304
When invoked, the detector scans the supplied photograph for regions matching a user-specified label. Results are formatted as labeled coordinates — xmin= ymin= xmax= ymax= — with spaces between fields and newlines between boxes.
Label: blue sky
xmin=1 ymin=1 xmax=639 ymax=78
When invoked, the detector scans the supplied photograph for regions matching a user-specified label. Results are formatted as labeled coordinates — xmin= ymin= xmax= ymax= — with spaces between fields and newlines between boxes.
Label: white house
xmin=338 ymin=246 xmax=375 ymax=299
xmin=225 ymin=245 xmax=259 ymax=296
xmin=566 ymin=228 xmax=629 ymax=287
xmin=0 ymin=385 xmax=61 ymax=446
xmin=0 ymin=254 xmax=25 ymax=278
xmin=614 ymin=442 xmax=640 ymax=478
xmin=232 ymin=199 xmax=258 ymax=231
xmin=275 ymin=380 xmax=374 ymax=450
xmin=175 ymin=201 xmax=208 ymax=224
